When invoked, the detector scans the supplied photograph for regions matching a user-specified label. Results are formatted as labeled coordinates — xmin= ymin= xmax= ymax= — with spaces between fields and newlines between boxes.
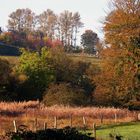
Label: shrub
xmin=15 ymin=48 xmax=55 ymax=100
xmin=43 ymin=83 xmax=89 ymax=106
xmin=6 ymin=126 xmax=93 ymax=140
xmin=0 ymin=59 xmax=14 ymax=101
xmin=49 ymin=47 xmax=94 ymax=97
xmin=0 ymin=58 xmax=11 ymax=85
xmin=126 ymin=100 xmax=140 ymax=111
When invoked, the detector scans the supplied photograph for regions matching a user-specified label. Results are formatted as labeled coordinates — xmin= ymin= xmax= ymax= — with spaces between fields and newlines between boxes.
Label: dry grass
xmin=0 ymin=101 xmax=139 ymax=135
xmin=0 ymin=56 xmax=18 ymax=65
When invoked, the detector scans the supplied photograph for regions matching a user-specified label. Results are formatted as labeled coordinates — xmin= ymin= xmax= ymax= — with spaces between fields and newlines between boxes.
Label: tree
xmin=0 ymin=27 xmax=2 ymax=34
xmin=15 ymin=48 xmax=55 ymax=100
xmin=43 ymin=83 xmax=88 ymax=106
xmin=81 ymin=30 xmax=99 ymax=54
xmin=59 ymin=10 xmax=73 ymax=50
xmin=7 ymin=8 xmax=35 ymax=33
xmin=37 ymin=9 xmax=57 ymax=39
xmin=48 ymin=46 xmax=94 ymax=100
xmin=58 ymin=11 xmax=83 ymax=51
xmin=0 ymin=59 xmax=11 ymax=85
xmin=0 ymin=59 xmax=13 ymax=101
xmin=72 ymin=12 xmax=83 ymax=47
xmin=93 ymin=0 xmax=140 ymax=107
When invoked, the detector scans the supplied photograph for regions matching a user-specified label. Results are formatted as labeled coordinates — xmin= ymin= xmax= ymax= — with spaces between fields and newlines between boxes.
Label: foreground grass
xmin=83 ymin=122 xmax=140 ymax=140
xmin=0 ymin=101 xmax=137 ymax=135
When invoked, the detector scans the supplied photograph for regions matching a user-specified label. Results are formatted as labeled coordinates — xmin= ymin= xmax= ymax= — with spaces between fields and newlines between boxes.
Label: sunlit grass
xmin=83 ymin=122 xmax=140 ymax=140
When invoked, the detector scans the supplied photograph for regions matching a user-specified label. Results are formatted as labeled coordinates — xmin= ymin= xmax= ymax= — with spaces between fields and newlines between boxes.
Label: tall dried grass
xmin=0 ymin=101 xmax=137 ymax=120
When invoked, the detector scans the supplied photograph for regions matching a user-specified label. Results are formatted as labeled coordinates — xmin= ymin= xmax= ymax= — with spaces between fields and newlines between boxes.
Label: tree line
xmin=0 ymin=8 xmax=99 ymax=54
xmin=7 ymin=8 xmax=83 ymax=51
xmin=0 ymin=0 xmax=139 ymax=109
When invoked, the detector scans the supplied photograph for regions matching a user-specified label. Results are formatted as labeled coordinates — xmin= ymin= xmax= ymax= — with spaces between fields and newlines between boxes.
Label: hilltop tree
xmin=37 ymin=9 xmax=57 ymax=39
xmin=7 ymin=8 xmax=36 ymax=33
xmin=72 ymin=12 xmax=83 ymax=47
xmin=0 ymin=27 xmax=2 ymax=34
xmin=81 ymin=30 xmax=99 ymax=54
xmin=59 ymin=10 xmax=73 ymax=50
xmin=58 ymin=11 xmax=83 ymax=51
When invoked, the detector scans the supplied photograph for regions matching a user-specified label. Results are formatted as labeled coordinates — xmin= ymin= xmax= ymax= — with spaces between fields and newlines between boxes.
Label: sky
xmin=0 ymin=0 xmax=111 ymax=43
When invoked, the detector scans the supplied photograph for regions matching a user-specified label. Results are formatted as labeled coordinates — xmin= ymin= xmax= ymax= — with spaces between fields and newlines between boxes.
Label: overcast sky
xmin=0 ymin=0 xmax=111 ymax=43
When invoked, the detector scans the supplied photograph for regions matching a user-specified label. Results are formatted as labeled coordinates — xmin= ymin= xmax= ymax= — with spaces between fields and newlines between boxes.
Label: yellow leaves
xmin=17 ymin=74 xmax=28 ymax=83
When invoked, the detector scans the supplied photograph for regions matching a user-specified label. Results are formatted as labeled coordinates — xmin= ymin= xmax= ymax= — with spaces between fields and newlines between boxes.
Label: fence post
xmin=13 ymin=120 xmax=17 ymax=133
xmin=100 ymin=114 xmax=103 ymax=124
xmin=138 ymin=113 xmax=140 ymax=121
xmin=114 ymin=113 xmax=117 ymax=123
xmin=25 ymin=108 xmax=27 ymax=118
xmin=44 ymin=122 xmax=47 ymax=130
xmin=54 ymin=116 xmax=57 ymax=129
xmin=70 ymin=114 xmax=72 ymax=128
xmin=83 ymin=116 xmax=86 ymax=130
xmin=34 ymin=118 xmax=38 ymax=131
xmin=93 ymin=123 xmax=96 ymax=140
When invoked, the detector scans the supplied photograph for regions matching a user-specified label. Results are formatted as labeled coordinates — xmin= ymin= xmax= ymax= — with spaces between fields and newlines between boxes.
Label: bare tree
xmin=7 ymin=8 xmax=35 ymax=33
xmin=58 ymin=11 xmax=83 ymax=51
xmin=37 ymin=9 xmax=57 ymax=40
xmin=73 ymin=12 xmax=84 ymax=47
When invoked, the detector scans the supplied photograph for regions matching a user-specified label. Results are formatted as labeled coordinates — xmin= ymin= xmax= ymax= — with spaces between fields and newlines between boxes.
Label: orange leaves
xmin=0 ymin=31 xmax=63 ymax=50
xmin=93 ymin=0 xmax=140 ymax=106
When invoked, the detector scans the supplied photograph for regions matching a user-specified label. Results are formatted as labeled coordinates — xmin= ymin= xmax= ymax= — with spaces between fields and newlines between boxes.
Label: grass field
xmin=0 ymin=53 xmax=102 ymax=66
xmin=0 ymin=101 xmax=139 ymax=136
xmin=83 ymin=122 xmax=140 ymax=140
xmin=69 ymin=54 xmax=102 ymax=66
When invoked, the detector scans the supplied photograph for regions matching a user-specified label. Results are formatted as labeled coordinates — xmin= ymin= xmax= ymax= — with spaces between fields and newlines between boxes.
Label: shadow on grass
xmin=0 ymin=110 xmax=24 ymax=117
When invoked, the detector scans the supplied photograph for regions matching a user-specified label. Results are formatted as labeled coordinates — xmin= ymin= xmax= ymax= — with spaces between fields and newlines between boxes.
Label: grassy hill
xmin=69 ymin=54 xmax=101 ymax=65
xmin=0 ymin=43 xmax=20 ymax=56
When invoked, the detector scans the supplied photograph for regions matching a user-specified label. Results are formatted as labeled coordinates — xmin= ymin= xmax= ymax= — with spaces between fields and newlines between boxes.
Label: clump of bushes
xmin=0 ymin=47 xmax=94 ymax=104
xmin=6 ymin=126 xmax=93 ymax=140
xmin=0 ymin=58 xmax=13 ymax=101
xmin=43 ymin=83 xmax=89 ymax=106
xmin=126 ymin=101 xmax=140 ymax=111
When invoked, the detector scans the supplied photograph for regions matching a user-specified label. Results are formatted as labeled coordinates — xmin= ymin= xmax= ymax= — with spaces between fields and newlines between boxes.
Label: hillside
xmin=0 ymin=53 xmax=101 ymax=66
xmin=0 ymin=42 xmax=20 ymax=56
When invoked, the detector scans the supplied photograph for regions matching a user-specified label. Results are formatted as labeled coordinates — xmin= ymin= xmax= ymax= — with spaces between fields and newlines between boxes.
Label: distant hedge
xmin=5 ymin=126 xmax=93 ymax=140
xmin=0 ymin=45 xmax=20 ymax=56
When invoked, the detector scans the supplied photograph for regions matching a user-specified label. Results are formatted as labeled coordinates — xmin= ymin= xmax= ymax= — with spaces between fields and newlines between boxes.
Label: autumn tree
xmin=58 ymin=11 xmax=83 ymax=51
xmin=0 ymin=59 xmax=13 ymax=101
xmin=93 ymin=0 xmax=140 ymax=107
xmin=71 ymin=12 xmax=83 ymax=47
xmin=81 ymin=30 xmax=99 ymax=54
xmin=0 ymin=27 xmax=2 ymax=34
xmin=15 ymin=48 xmax=55 ymax=100
xmin=37 ymin=9 xmax=57 ymax=40
xmin=8 ymin=8 xmax=36 ymax=33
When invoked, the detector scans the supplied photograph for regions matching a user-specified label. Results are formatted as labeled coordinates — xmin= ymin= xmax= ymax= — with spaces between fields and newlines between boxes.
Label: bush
xmin=0 ymin=59 xmax=14 ymax=101
xmin=0 ymin=58 xmax=11 ymax=85
xmin=126 ymin=101 xmax=140 ymax=111
xmin=15 ymin=48 xmax=55 ymax=100
xmin=6 ymin=126 xmax=93 ymax=140
xmin=49 ymin=47 xmax=94 ymax=97
xmin=43 ymin=83 xmax=89 ymax=106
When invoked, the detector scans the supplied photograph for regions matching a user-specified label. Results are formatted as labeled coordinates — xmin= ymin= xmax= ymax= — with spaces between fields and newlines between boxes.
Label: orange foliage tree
xmin=93 ymin=0 xmax=140 ymax=107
